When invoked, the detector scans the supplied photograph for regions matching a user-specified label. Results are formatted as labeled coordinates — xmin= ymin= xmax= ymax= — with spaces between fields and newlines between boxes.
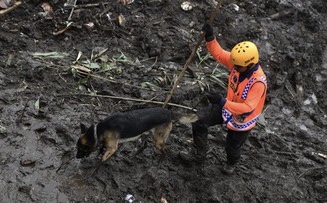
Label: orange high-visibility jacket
xmin=206 ymin=39 xmax=267 ymax=131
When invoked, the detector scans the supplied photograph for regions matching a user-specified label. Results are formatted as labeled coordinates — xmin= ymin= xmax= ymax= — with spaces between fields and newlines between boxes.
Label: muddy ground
xmin=1 ymin=0 xmax=327 ymax=202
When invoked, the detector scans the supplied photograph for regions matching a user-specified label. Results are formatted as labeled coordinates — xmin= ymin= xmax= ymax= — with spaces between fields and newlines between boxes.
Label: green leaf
xmin=83 ymin=62 xmax=100 ymax=69
xmin=100 ymin=63 xmax=110 ymax=71
xmin=79 ymin=77 xmax=89 ymax=85
xmin=140 ymin=82 xmax=159 ymax=90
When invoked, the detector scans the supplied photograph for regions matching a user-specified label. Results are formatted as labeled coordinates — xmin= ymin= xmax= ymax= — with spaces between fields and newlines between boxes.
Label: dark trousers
xmin=192 ymin=105 xmax=250 ymax=165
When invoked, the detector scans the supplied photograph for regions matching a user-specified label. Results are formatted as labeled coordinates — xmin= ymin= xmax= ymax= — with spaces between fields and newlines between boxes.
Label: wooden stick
xmin=53 ymin=22 xmax=73 ymax=36
xmin=64 ymin=2 xmax=110 ymax=9
xmin=162 ymin=0 xmax=224 ymax=108
xmin=68 ymin=93 xmax=197 ymax=111
xmin=0 ymin=1 xmax=22 ymax=15
xmin=67 ymin=0 xmax=77 ymax=21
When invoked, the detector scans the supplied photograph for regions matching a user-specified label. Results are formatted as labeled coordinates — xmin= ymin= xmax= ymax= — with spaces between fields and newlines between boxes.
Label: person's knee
xmin=192 ymin=120 xmax=208 ymax=130
xmin=227 ymin=130 xmax=250 ymax=146
xmin=225 ymin=130 xmax=250 ymax=164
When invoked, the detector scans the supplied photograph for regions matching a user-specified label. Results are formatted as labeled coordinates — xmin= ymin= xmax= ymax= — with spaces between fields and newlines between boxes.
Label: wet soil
xmin=1 ymin=0 xmax=327 ymax=202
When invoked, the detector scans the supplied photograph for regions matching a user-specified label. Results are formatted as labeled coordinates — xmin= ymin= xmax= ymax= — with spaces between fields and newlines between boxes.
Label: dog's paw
xmin=102 ymin=152 xmax=111 ymax=162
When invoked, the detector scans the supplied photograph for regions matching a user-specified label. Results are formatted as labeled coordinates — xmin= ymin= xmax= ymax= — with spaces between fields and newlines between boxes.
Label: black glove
xmin=206 ymin=92 xmax=223 ymax=105
xmin=202 ymin=23 xmax=214 ymax=42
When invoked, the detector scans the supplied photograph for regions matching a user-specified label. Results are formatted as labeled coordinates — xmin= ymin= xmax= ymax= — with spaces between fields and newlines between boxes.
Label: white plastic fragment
xmin=125 ymin=194 xmax=135 ymax=203
xmin=299 ymin=124 xmax=308 ymax=131
xmin=303 ymin=93 xmax=318 ymax=105
xmin=106 ymin=12 xmax=112 ymax=21
xmin=161 ymin=196 xmax=168 ymax=203
xmin=118 ymin=0 xmax=134 ymax=5
xmin=84 ymin=22 xmax=94 ymax=29
xmin=231 ymin=3 xmax=239 ymax=11
xmin=181 ymin=1 xmax=192 ymax=11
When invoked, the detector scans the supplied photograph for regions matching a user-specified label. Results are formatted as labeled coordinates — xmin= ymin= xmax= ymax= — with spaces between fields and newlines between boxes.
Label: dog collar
xmin=94 ymin=123 xmax=98 ymax=147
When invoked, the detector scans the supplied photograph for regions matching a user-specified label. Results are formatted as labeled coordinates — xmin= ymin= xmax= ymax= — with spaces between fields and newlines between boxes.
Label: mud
xmin=0 ymin=0 xmax=327 ymax=202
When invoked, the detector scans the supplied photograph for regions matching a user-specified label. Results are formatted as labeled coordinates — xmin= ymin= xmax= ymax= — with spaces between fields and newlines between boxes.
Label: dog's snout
xmin=76 ymin=150 xmax=90 ymax=159
xmin=76 ymin=152 xmax=84 ymax=159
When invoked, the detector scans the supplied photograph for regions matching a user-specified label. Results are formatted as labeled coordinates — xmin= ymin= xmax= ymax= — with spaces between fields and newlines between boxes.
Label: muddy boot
xmin=180 ymin=120 xmax=208 ymax=162
xmin=179 ymin=147 xmax=206 ymax=163
xmin=221 ymin=163 xmax=236 ymax=175
xmin=179 ymin=135 xmax=207 ymax=163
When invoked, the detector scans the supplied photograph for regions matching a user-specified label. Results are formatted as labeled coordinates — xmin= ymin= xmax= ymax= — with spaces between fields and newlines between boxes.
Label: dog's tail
xmin=171 ymin=112 xmax=199 ymax=124
xmin=178 ymin=114 xmax=199 ymax=124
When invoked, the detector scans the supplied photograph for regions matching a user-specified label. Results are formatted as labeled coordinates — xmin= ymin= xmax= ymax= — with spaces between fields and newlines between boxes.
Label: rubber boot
xmin=221 ymin=162 xmax=236 ymax=175
xmin=179 ymin=122 xmax=208 ymax=162
xmin=179 ymin=140 xmax=207 ymax=162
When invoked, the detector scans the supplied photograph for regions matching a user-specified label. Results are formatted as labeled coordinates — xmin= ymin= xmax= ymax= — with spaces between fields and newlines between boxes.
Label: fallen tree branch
xmin=31 ymin=57 xmax=160 ymax=92
xmin=74 ymin=69 xmax=163 ymax=92
xmin=67 ymin=0 xmax=77 ymax=21
xmin=64 ymin=2 xmax=110 ymax=9
xmin=0 ymin=0 xmax=22 ymax=15
xmin=65 ymin=93 xmax=197 ymax=111
xmin=53 ymin=22 xmax=73 ymax=36
xmin=162 ymin=0 xmax=224 ymax=108
xmin=270 ymin=9 xmax=293 ymax=20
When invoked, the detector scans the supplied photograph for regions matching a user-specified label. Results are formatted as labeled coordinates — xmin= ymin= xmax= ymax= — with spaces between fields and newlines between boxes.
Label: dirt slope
xmin=0 ymin=0 xmax=326 ymax=202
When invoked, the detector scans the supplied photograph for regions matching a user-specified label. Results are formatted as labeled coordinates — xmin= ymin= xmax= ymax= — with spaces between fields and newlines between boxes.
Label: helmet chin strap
xmin=247 ymin=63 xmax=255 ymax=69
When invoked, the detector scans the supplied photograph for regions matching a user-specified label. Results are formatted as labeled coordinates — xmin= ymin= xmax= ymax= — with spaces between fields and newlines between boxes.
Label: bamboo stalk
xmin=66 ymin=93 xmax=197 ymax=111
xmin=162 ymin=0 xmax=224 ymax=108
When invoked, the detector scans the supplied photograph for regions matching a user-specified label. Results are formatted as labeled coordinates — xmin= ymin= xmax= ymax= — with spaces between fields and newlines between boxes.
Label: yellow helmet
xmin=230 ymin=41 xmax=259 ymax=67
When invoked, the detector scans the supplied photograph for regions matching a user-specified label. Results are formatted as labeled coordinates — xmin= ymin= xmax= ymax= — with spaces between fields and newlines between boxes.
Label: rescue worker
xmin=180 ymin=23 xmax=268 ymax=174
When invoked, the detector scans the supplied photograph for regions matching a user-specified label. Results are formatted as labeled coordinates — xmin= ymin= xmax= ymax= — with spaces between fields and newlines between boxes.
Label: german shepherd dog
xmin=76 ymin=107 xmax=198 ymax=161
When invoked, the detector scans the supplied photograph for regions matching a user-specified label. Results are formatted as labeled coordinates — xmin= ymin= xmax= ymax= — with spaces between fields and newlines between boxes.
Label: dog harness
xmin=93 ymin=124 xmax=99 ymax=148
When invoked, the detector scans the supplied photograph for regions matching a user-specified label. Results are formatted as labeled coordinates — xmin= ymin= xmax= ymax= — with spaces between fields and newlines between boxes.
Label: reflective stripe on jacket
xmin=206 ymin=38 xmax=267 ymax=131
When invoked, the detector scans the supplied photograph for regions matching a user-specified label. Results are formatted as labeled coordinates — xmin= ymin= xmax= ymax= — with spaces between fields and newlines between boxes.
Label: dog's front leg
xmin=102 ymin=148 xmax=117 ymax=161
xmin=102 ymin=131 xmax=119 ymax=162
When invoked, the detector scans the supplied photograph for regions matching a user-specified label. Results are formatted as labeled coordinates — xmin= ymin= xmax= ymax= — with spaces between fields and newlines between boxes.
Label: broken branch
xmin=67 ymin=93 xmax=197 ymax=111
xmin=162 ymin=0 xmax=224 ymax=108
xmin=67 ymin=0 xmax=77 ymax=21
xmin=53 ymin=22 xmax=73 ymax=36
xmin=0 ymin=0 xmax=22 ymax=15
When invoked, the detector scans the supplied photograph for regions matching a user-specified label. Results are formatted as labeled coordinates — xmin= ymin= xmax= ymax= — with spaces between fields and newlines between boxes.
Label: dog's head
xmin=76 ymin=123 xmax=97 ymax=159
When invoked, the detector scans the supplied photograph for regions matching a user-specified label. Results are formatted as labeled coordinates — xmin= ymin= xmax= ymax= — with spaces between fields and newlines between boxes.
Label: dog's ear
xmin=80 ymin=123 xmax=87 ymax=134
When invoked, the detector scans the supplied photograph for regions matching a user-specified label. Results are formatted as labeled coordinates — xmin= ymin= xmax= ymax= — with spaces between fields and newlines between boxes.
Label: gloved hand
xmin=202 ymin=23 xmax=214 ymax=42
xmin=206 ymin=92 xmax=226 ymax=107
